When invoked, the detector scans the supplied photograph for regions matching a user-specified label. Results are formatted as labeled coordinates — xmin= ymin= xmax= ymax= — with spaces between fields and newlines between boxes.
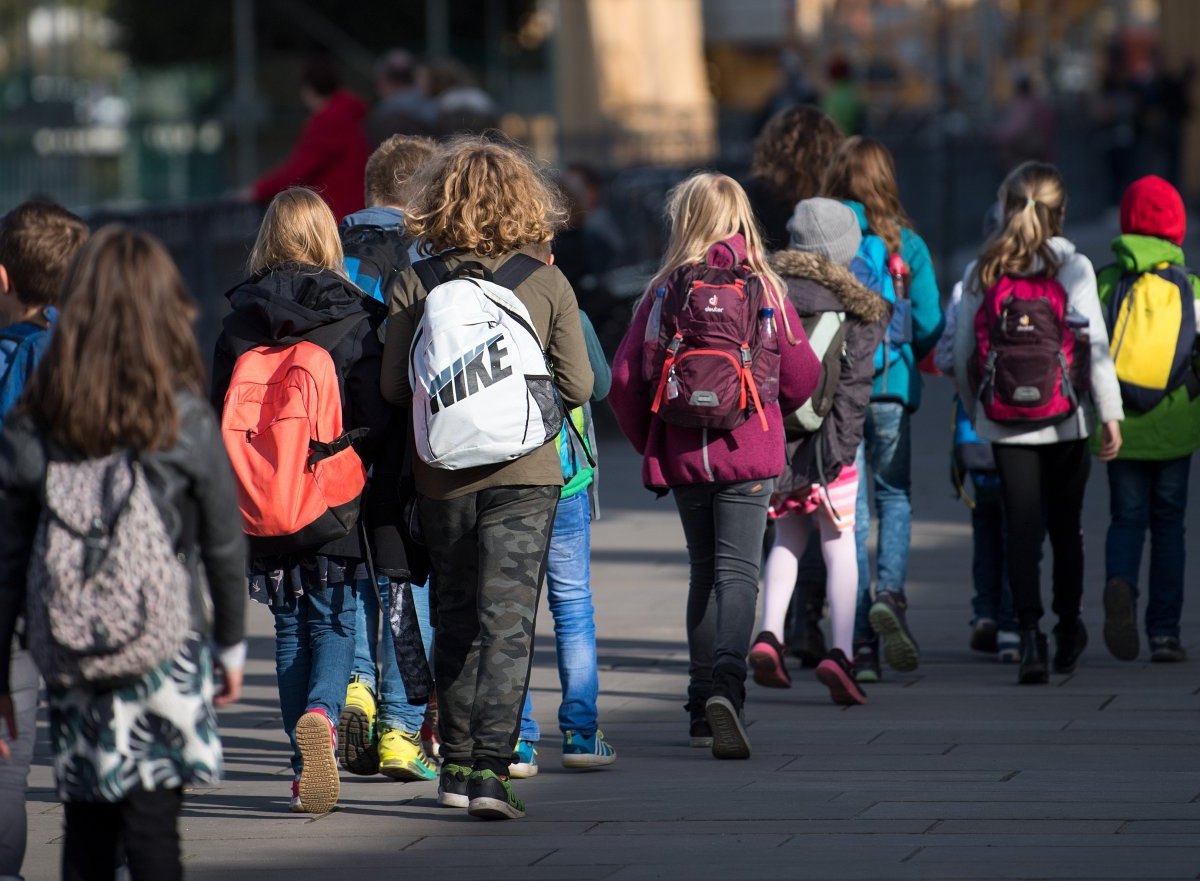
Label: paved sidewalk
xmin=20 ymin=377 xmax=1200 ymax=880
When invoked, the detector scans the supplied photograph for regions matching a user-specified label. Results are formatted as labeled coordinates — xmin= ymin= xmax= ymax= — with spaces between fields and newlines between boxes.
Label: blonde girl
xmin=952 ymin=162 xmax=1123 ymax=685
xmin=609 ymin=172 xmax=820 ymax=760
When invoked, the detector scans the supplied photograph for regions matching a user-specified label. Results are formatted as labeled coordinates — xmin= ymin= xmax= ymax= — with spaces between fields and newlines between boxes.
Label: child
xmin=609 ymin=172 xmax=819 ymax=759
xmin=952 ymin=161 xmax=1124 ymax=685
xmin=1097 ymin=176 xmax=1200 ymax=663
xmin=0 ymin=199 xmax=88 ymax=881
xmin=380 ymin=138 xmax=593 ymax=820
xmin=0 ymin=226 xmax=246 ymax=881
xmin=213 ymin=187 xmax=390 ymax=813
xmin=749 ymin=198 xmax=887 ymax=704
xmin=822 ymin=136 xmax=945 ymax=681
xmin=337 ymin=133 xmax=441 ymax=782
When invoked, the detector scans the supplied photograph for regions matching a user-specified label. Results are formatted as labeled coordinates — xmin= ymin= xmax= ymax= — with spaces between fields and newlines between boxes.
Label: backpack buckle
xmin=667 ymin=334 xmax=683 ymax=356
xmin=740 ymin=345 xmax=752 ymax=367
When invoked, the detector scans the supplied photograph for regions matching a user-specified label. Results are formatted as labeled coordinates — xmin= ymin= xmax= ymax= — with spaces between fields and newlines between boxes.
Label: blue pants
xmin=272 ymin=577 xmax=356 ymax=774
xmin=970 ymin=472 xmax=1015 ymax=631
xmin=0 ymin=648 xmax=37 ymax=878
xmin=352 ymin=576 xmax=433 ymax=732
xmin=1105 ymin=456 xmax=1192 ymax=640
xmin=519 ymin=489 xmax=601 ymax=741
xmin=855 ymin=401 xmax=913 ymax=641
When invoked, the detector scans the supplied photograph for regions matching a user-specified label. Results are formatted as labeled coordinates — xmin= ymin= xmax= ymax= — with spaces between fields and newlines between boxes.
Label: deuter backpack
xmin=221 ymin=316 xmax=370 ymax=554
xmin=26 ymin=452 xmax=190 ymax=689
xmin=1106 ymin=265 xmax=1199 ymax=412
xmin=340 ymin=223 xmax=412 ymax=304
xmin=784 ymin=310 xmax=849 ymax=439
xmin=409 ymin=255 xmax=564 ymax=470
xmin=972 ymin=275 xmax=1091 ymax=426
xmin=644 ymin=247 xmax=780 ymax=432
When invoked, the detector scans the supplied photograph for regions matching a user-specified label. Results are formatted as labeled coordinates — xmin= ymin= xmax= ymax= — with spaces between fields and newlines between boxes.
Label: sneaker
xmin=508 ymin=740 xmax=539 ymax=778
xmin=686 ymin=700 xmax=712 ymax=748
xmin=1150 ymin=636 xmax=1188 ymax=663
xmin=378 ymin=728 xmax=438 ymax=781
xmin=436 ymin=762 xmax=471 ymax=808
xmin=869 ymin=593 xmax=920 ymax=672
xmin=562 ymin=730 xmax=617 ymax=769
xmin=420 ymin=695 xmax=442 ymax=759
xmin=289 ymin=777 xmax=305 ymax=813
xmin=853 ymin=641 xmax=881 ymax=684
xmin=748 ymin=631 xmax=792 ymax=689
xmin=337 ymin=675 xmax=379 ymax=776
xmin=1052 ymin=619 xmax=1088 ymax=674
xmin=815 ymin=649 xmax=868 ymax=706
xmin=466 ymin=770 xmax=526 ymax=820
xmin=970 ymin=617 xmax=999 ymax=654
xmin=997 ymin=630 xmax=1020 ymax=664
xmin=1103 ymin=577 xmax=1140 ymax=661
xmin=704 ymin=695 xmax=750 ymax=760
xmin=295 ymin=709 xmax=340 ymax=814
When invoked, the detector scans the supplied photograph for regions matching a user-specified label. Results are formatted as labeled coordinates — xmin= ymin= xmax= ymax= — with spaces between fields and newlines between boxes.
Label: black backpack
xmin=340 ymin=223 xmax=412 ymax=304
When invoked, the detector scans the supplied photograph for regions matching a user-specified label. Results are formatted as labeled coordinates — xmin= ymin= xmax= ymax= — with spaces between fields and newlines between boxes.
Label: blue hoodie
xmin=844 ymin=201 xmax=944 ymax=410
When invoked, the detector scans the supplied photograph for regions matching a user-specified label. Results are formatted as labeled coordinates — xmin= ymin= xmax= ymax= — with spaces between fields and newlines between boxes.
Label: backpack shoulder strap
xmin=413 ymin=256 xmax=450 ymax=295
xmin=492 ymin=254 xmax=545 ymax=292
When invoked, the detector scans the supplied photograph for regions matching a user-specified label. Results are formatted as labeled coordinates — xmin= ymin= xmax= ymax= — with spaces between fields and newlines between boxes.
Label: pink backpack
xmin=643 ymin=245 xmax=780 ymax=432
xmin=972 ymin=275 xmax=1090 ymax=425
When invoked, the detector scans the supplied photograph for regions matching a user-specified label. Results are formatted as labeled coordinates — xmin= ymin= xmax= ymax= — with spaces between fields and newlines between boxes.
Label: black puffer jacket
xmin=770 ymin=250 xmax=890 ymax=494
xmin=211 ymin=264 xmax=392 ymax=563
xmin=0 ymin=392 xmax=247 ymax=692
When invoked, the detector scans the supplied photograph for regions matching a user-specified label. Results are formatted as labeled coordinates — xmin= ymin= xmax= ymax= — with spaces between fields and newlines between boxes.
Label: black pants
xmin=992 ymin=440 xmax=1091 ymax=630
xmin=62 ymin=788 xmax=183 ymax=881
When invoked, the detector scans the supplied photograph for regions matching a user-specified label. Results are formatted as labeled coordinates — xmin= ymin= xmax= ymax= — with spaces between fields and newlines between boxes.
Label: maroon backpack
xmin=643 ymin=248 xmax=781 ymax=432
xmin=972 ymin=275 xmax=1091 ymax=426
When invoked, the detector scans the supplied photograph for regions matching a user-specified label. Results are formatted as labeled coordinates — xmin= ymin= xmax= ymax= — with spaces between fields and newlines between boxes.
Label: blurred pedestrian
xmin=821 ymin=56 xmax=864 ymax=137
xmin=366 ymin=49 xmax=437 ymax=146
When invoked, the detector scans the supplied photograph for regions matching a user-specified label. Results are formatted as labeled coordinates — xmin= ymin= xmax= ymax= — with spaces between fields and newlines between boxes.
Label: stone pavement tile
xmin=540 ymin=840 xmax=914 ymax=867
xmin=827 ymin=784 xmax=1200 ymax=804
xmin=872 ymin=727 xmax=1200 ymax=746
xmin=190 ymin=866 xmax=624 ymax=881
xmin=928 ymin=819 xmax=1123 ymax=834
xmin=859 ymin=801 xmax=1200 ymax=820
xmin=916 ymin=864 xmax=1195 ymax=881
xmin=1119 ymin=820 xmax=1200 ymax=834
xmin=583 ymin=819 xmax=936 ymax=836
xmin=605 ymin=860 xmax=923 ymax=881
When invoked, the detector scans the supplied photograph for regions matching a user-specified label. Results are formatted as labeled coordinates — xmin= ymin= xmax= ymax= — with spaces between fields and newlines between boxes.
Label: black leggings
xmin=992 ymin=440 xmax=1091 ymax=630
xmin=62 ymin=788 xmax=183 ymax=881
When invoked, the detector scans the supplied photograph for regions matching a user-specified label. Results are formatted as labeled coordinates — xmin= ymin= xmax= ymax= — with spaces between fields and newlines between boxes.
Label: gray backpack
xmin=26 ymin=452 xmax=190 ymax=689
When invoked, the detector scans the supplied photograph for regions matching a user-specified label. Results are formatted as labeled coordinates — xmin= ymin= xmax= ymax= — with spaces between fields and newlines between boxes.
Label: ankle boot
xmin=1018 ymin=629 xmax=1049 ymax=685
xmin=1053 ymin=619 xmax=1088 ymax=674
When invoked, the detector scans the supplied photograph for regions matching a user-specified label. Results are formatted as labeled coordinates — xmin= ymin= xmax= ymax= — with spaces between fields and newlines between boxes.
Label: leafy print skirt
xmin=48 ymin=636 xmax=222 ymax=802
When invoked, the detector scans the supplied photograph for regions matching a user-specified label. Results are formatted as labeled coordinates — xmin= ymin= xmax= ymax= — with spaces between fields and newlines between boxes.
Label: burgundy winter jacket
xmin=609 ymin=237 xmax=820 ymax=490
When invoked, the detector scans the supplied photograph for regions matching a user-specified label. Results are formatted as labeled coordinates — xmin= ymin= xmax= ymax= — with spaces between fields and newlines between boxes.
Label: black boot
xmin=1018 ymin=629 xmax=1049 ymax=685
xmin=685 ymin=683 xmax=712 ymax=749
xmin=1053 ymin=619 xmax=1088 ymax=674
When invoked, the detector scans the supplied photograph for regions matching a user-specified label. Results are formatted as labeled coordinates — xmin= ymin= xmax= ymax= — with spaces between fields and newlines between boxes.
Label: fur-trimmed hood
xmin=769 ymin=249 xmax=890 ymax=325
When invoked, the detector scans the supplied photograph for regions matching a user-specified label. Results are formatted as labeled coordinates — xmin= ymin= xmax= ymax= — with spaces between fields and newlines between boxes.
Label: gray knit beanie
xmin=786 ymin=198 xmax=862 ymax=267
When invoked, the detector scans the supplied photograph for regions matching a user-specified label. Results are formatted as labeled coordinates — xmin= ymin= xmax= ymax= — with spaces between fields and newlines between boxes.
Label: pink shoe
xmin=295 ymin=708 xmax=340 ymax=814
xmin=816 ymin=650 xmax=868 ymax=706
xmin=749 ymin=632 xmax=792 ymax=689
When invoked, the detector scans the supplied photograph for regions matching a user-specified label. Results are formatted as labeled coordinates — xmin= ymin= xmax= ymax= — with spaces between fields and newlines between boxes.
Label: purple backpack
xmin=643 ymin=246 xmax=780 ymax=432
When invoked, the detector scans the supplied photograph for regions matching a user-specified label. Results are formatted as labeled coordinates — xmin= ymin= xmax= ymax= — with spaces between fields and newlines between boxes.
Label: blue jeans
xmin=970 ymin=472 xmax=1015 ymax=631
xmin=854 ymin=401 xmax=913 ymax=641
xmin=352 ymin=575 xmax=433 ymax=732
xmin=1105 ymin=456 xmax=1192 ymax=640
xmin=519 ymin=489 xmax=600 ymax=742
xmin=272 ymin=577 xmax=357 ymax=774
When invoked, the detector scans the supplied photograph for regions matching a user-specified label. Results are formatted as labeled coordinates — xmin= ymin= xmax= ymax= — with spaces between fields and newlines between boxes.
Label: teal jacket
xmin=1095 ymin=234 xmax=1200 ymax=461
xmin=845 ymin=202 xmax=944 ymax=410
xmin=558 ymin=310 xmax=611 ymax=501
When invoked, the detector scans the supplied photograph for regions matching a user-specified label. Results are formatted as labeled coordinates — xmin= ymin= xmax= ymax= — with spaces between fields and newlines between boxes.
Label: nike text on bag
xmin=26 ymin=453 xmax=190 ymax=689
xmin=972 ymin=275 xmax=1091 ymax=426
xmin=785 ymin=310 xmax=848 ymax=438
xmin=222 ymin=318 xmax=369 ymax=554
xmin=645 ymin=255 xmax=780 ymax=432
xmin=409 ymin=256 xmax=564 ymax=470
xmin=1107 ymin=265 xmax=1198 ymax=412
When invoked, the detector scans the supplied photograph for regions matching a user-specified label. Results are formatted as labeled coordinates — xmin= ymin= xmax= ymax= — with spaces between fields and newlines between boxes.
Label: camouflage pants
xmin=419 ymin=485 xmax=557 ymax=767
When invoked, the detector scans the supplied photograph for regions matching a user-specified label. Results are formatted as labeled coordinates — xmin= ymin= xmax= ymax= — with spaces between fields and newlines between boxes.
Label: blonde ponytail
xmin=975 ymin=162 xmax=1066 ymax=290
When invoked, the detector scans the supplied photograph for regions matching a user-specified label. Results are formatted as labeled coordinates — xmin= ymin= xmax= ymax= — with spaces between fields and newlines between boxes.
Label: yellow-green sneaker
xmin=337 ymin=675 xmax=379 ymax=776
xmin=378 ymin=727 xmax=438 ymax=781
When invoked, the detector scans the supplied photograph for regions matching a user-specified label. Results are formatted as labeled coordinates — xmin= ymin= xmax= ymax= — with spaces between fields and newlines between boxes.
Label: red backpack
xmin=221 ymin=321 xmax=369 ymax=555
xmin=972 ymin=275 xmax=1091 ymax=426
xmin=643 ymin=246 xmax=780 ymax=432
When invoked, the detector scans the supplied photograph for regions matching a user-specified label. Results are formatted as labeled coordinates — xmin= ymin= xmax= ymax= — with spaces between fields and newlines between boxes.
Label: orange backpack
xmin=221 ymin=321 xmax=369 ymax=555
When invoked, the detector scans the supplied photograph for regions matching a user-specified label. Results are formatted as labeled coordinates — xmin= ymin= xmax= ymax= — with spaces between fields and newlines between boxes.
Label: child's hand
xmin=214 ymin=663 xmax=243 ymax=708
xmin=1098 ymin=421 xmax=1122 ymax=462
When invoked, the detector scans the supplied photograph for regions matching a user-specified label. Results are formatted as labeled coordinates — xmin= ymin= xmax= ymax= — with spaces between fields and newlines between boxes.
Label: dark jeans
xmin=673 ymin=479 xmax=773 ymax=703
xmin=971 ymin=472 xmax=1015 ymax=631
xmin=62 ymin=788 xmax=183 ymax=881
xmin=992 ymin=440 xmax=1091 ymax=630
xmin=0 ymin=648 xmax=37 ymax=878
xmin=419 ymin=485 xmax=557 ymax=774
xmin=1105 ymin=456 xmax=1192 ymax=639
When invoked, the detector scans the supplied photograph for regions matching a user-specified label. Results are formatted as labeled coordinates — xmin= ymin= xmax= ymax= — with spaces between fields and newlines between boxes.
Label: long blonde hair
xmin=821 ymin=136 xmax=911 ymax=255
xmin=649 ymin=172 xmax=793 ymax=341
xmin=975 ymin=162 xmax=1066 ymax=290
xmin=248 ymin=187 xmax=345 ymax=275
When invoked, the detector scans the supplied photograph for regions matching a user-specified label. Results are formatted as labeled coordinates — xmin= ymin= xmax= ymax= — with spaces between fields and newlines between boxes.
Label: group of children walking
xmin=0 ymin=104 xmax=1196 ymax=880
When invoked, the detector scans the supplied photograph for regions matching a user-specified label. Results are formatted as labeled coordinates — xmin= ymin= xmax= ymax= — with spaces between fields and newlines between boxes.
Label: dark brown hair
xmin=24 ymin=225 xmax=205 ymax=456
xmin=365 ymin=135 xmax=439 ymax=207
xmin=821 ymin=136 xmax=913 ymax=254
xmin=751 ymin=106 xmax=845 ymax=207
xmin=0 ymin=200 xmax=89 ymax=308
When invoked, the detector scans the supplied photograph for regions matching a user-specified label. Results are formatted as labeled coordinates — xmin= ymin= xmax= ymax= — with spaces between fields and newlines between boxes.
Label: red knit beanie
xmin=1120 ymin=175 xmax=1186 ymax=245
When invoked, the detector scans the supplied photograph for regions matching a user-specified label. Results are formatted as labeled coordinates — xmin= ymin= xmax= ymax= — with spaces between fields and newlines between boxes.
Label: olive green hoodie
xmin=1095 ymin=234 xmax=1200 ymax=461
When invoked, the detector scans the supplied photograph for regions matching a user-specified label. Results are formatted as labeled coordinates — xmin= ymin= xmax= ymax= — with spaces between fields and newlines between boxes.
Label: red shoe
xmin=816 ymin=649 xmax=868 ymax=706
xmin=295 ymin=708 xmax=340 ymax=814
xmin=748 ymin=631 xmax=792 ymax=689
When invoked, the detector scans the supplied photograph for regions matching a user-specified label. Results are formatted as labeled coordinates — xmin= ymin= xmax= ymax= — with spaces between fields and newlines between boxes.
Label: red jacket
xmin=252 ymin=90 xmax=369 ymax=221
